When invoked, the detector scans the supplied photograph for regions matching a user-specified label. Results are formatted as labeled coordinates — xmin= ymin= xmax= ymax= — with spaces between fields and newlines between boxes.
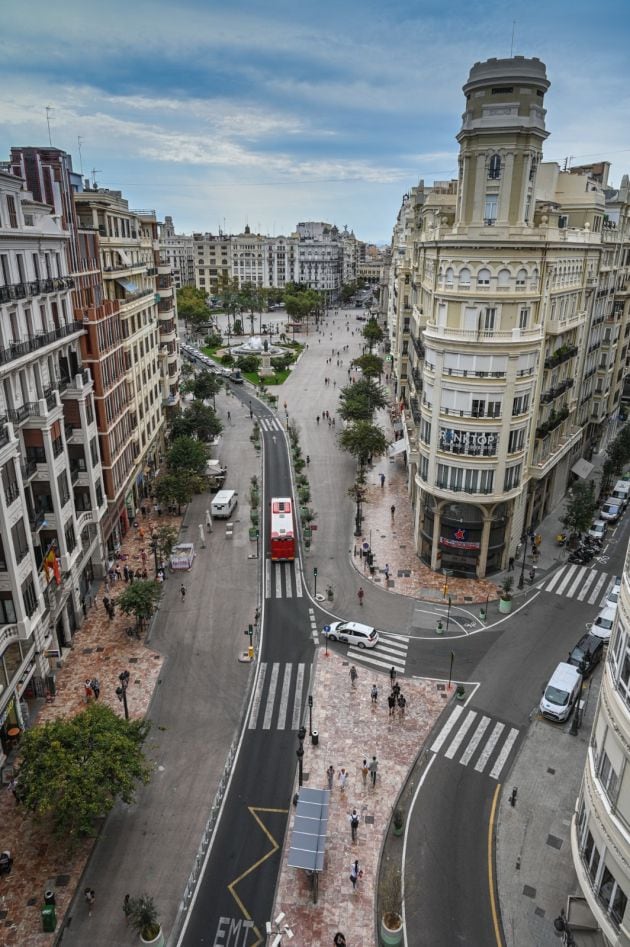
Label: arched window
xmin=488 ymin=154 xmax=502 ymax=180
xmin=497 ymin=268 xmax=511 ymax=287
xmin=445 ymin=267 xmax=454 ymax=286
xmin=459 ymin=267 xmax=471 ymax=286
xmin=477 ymin=268 xmax=491 ymax=286
xmin=531 ymin=267 xmax=540 ymax=287
xmin=516 ymin=268 xmax=527 ymax=287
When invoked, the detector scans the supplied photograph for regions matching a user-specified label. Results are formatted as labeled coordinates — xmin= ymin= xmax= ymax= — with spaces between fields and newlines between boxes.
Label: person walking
xmin=369 ymin=756 xmax=378 ymax=787
xmin=123 ymin=893 xmax=131 ymax=924
xmin=338 ymin=768 xmax=347 ymax=793
xmin=397 ymin=693 xmax=407 ymax=717
xmin=508 ymin=556 xmax=515 ymax=571
xmin=380 ymin=472 xmax=385 ymax=488
xmin=349 ymin=665 xmax=358 ymax=688
xmin=371 ymin=684 xmax=378 ymax=704
xmin=349 ymin=860 xmax=361 ymax=892
xmin=390 ymin=666 xmax=397 ymax=688
xmin=227 ymin=410 xmax=231 ymax=422
xmin=361 ymin=758 xmax=369 ymax=786
xmin=349 ymin=808 xmax=359 ymax=842
xmin=357 ymin=587 xmax=364 ymax=607
xmin=384 ymin=563 xmax=390 ymax=581
xmin=390 ymin=504 xmax=396 ymax=521
xmin=90 ymin=678 xmax=100 ymax=700
xmin=327 ymin=765 xmax=335 ymax=790
xmin=334 ymin=933 xmax=347 ymax=946
xmin=388 ymin=692 xmax=396 ymax=717
xmin=84 ymin=887 xmax=96 ymax=916
xmin=180 ymin=584 xmax=186 ymax=602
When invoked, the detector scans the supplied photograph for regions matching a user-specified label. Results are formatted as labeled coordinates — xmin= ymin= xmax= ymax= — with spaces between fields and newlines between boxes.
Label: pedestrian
xmin=529 ymin=566 xmax=536 ymax=584
xmin=349 ymin=665 xmax=358 ymax=688
xmin=384 ymin=563 xmax=390 ymax=581
xmin=103 ymin=595 xmax=110 ymax=611
xmin=369 ymin=756 xmax=378 ymax=786
xmin=333 ymin=933 xmax=347 ymax=947
xmin=180 ymin=584 xmax=186 ymax=601
xmin=142 ymin=568 xmax=148 ymax=579
xmin=390 ymin=666 xmax=397 ymax=687
xmin=388 ymin=692 xmax=396 ymax=717
xmin=371 ymin=684 xmax=378 ymax=704
xmin=206 ymin=509 xmax=213 ymax=532
xmin=227 ymin=410 xmax=231 ymax=421
xmin=90 ymin=678 xmax=100 ymax=700
xmin=84 ymin=679 xmax=93 ymax=702
xmin=349 ymin=860 xmax=362 ymax=892
xmin=327 ymin=764 xmax=335 ymax=790
xmin=123 ymin=564 xmax=129 ymax=583
xmin=316 ymin=415 xmax=320 ymax=425
xmin=115 ymin=566 xmax=122 ymax=581
xmin=84 ymin=887 xmax=95 ymax=916
xmin=361 ymin=758 xmax=369 ymax=786
xmin=392 ymin=681 xmax=401 ymax=700
xmin=338 ymin=768 xmax=347 ymax=792
xmin=508 ymin=556 xmax=515 ymax=571
xmin=390 ymin=504 xmax=396 ymax=521
xmin=306 ymin=454 xmax=310 ymax=465
xmin=123 ymin=893 xmax=131 ymax=924
xmin=357 ymin=587 xmax=364 ymax=607
xmin=350 ymin=808 xmax=359 ymax=842
xmin=380 ymin=472 xmax=385 ymax=488
xmin=397 ymin=693 xmax=407 ymax=717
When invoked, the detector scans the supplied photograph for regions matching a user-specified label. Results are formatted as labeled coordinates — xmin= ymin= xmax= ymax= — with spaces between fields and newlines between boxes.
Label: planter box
xmin=498 ymin=597 xmax=512 ymax=614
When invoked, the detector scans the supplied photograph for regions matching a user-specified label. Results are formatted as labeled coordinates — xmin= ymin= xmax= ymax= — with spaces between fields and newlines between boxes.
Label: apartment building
xmin=572 ymin=541 xmax=630 ymax=944
xmin=0 ymin=167 xmax=107 ymax=756
xmin=160 ymin=216 xmax=195 ymax=289
xmin=193 ymin=232 xmax=232 ymax=295
xmin=387 ymin=55 xmax=630 ymax=578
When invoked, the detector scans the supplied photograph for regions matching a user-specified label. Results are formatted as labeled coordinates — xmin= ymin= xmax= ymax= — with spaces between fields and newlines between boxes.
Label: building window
xmin=488 ymin=154 xmax=501 ymax=180
xmin=599 ymin=868 xmax=628 ymax=928
xmin=484 ymin=307 xmax=496 ymax=330
xmin=519 ymin=309 xmax=529 ymax=329
xmin=11 ymin=519 xmax=29 ymax=563
xmin=516 ymin=269 xmax=527 ymax=288
xmin=458 ymin=268 xmax=471 ymax=286
xmin=21 ymin=574 xmax=38 ymax=617
xmin=419 ymin=455 xmax=429 ymax=481
xmin=512 ymin=393 xmax=530 ymax=416
xmin=6 ymin=194 xmax=18 ymax=228
xmin=598 ymin=751 xmax=619 ymax=803
xmin=508 ymin=428 xmax=526 ymax=453
xmin=504 ymin=464 xmax=521 ymax=490
xmin=64 ymin=522 xmax=76 ymax=552
xmin=477 ymin=268 xmax=491 ymax=286
xmin=483 ymin=196 xmax=497 ymax=225
xmin=0 ymin=591 xmax=17 ymax=624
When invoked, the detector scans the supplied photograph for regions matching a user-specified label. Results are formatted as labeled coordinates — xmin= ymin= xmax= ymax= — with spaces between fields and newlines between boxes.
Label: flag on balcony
xmin=43 ymin=545 xmax=61 ymax=585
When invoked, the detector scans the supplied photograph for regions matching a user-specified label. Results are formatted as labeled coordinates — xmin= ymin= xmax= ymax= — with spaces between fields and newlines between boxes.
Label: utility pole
xmin=45 ymin=106 xmax=54 ymax=146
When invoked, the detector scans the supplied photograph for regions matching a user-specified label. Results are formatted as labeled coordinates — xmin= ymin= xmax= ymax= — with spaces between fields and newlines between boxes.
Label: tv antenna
xmin=91 ymin=167 xmax=102 ymax=188
xmin=77 ymin=136 xmax=85 ymax=176
xmin=45 ymin=106 xmax=54 ymax=146
xmin=510 ymin=20 xmax=516 ymax=57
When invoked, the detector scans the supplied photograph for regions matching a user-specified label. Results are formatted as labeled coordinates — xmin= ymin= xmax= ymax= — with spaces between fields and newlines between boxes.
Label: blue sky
xmin=1 ymin=0 xmax=629 ymax=243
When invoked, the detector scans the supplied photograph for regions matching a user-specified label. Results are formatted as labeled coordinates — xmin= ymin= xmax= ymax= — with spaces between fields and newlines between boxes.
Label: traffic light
xmin=314 ymin=567 xmax=318 ymax=577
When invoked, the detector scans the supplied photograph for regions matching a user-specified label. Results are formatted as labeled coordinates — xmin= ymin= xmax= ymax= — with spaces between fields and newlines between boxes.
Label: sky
xmin=1 ymin=0 xmax=629 ymax=244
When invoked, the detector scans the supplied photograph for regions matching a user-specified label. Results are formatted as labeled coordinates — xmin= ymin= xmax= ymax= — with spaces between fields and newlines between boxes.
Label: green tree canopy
xmin=338 ymin=420 xmax=388 ymax=470
xmin=153 ymin=524 xmax=179 ymax=559
xmin=170 ymin=402 xmax=222 ymax=443
xmin=117 ymin=579 xmax=163 ymax=630
xmin=362 ymin=317 xmax=384 ymax=351
xmin=240 ymin=282 xmax=268 ymax=335
xmin=167 ymin=436 xmax=209 ymax=474
xmin=176 ymin=287 xmax=212 ymax=329
xmin=190 ymin=371 xmax=224 ymax=406
xmin=154 ymin=471 xmax=204 ymax=512
xmin=561 ymin=480 xmax=597 ymax=536
xmin=17 ymin=703 xmax=151 ymax=847
xmin=338 ymin=378 xmax=387 ymax=422
xmin=340 ymin=282 xmax=356 ymax=303
xmin=352 ymin=353 xmax=384 ymax=379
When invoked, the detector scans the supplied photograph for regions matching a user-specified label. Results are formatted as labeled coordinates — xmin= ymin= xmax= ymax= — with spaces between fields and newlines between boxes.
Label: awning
xmin=116 ymin=278 xmax=139 ymax=293
xmin=389 ymin=439 xmax=407 ymax=457
xmin=287 ymin=787 xmax=329 ymax=872
xmin=571 ymin=458 xmax=594 ymax=479
xmin=117 ymin=249 xmax=132 ymax=266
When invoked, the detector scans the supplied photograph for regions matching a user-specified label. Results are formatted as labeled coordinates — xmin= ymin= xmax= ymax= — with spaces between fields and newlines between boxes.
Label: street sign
xmin=323 ymin=625 xmax=331 ymax=633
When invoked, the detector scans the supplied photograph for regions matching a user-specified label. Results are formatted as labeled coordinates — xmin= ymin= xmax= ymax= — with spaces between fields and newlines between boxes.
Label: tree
xmin=217 ymin=275 xmax=242 ymax=343
xmin=17 ymin=703 xmax=150 ymax=847
xmin=152 ymin=524 xmax=179 ymax=563
xmin=167 ymin=436 xmax=208 ymax=474
xmin=117 ymin=579 xmax=163 ymax=632
xmin=362 ymin=318 xmax=384 ymax=352
xmin=177 ymin=287 xmax=212 ymax=332
xmin=340 ymin=282 xmax=356 ymax=303
xmin=128 ymin=895 xmax=161 ymax=941
xmin=338 ymin=420 xmax=388 ymax=472
xmin=338 ymin=378 xmax=387 ymax=422
xmin=191 ymin=371 xmax=224 ymax=408
xmin=561 ymin=480 xmax=597 ymax=537
xmin=240 ymin=282 xmax=268 ymax=335
xmin=353 ymin=353 xmax=384 ymax=379
xmin=154 ymin=471 xmax=204 ymax=512
xmin=170 ymin=403 xmax=222 ymax=443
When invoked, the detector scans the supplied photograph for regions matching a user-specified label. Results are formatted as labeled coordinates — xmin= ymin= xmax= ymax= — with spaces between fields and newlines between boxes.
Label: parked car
xmin=600 ymin=498 xmax=622 ymax=522
xmin=606 ymin=576 xmax=623 ymax=608
xmin=322 ymin=621 xmax=379 ymax=649
xmin=588 ymin=520 xmax=607 ymax=541
xmin=567 ymin=633 xmax=604 ymax=676
xmin=540 ymin=662 xmax=583 ymax=722
xmin=590 ymin=604 xmax=618 ymax=641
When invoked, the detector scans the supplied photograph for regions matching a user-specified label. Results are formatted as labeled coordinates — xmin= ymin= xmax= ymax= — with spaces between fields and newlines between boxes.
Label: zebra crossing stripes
xmin=540 ymin=565 xmax=614 ymax=605
xmin=265 ymin=561 xmax=304 ymax=599
xmin=258 ymin=417 xmax=284 ymax=432
xmin=347 ymin=632 xmax=409 ymax=675
xmin=309 ymin=608 xmax=319 ymax=644
xmin=248 ymin=661 xmax=307 ymax=731
xmin=430 ymin=706 xmax=519 ymax=780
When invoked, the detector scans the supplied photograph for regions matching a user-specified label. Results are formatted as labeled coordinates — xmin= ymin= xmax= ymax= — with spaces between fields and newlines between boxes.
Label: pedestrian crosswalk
xmin=258 ymin=417 xmax=284 ymax=433
xmin=430 ymin=705 xmax=519 ymax=781
xmin=248 ymin=661 xmax=308 ymax=731
xmin=538 ymin=564 xmax=615 ymax=605
xmin=265 ymin=560 xmax=303 ymax=599
xmin=347 ymin=632 xmax=409 ymax=675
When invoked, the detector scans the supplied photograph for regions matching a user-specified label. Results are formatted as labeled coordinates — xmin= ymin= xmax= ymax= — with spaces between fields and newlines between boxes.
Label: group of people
xmin=84 ymin=677 xmax=100 ymax=701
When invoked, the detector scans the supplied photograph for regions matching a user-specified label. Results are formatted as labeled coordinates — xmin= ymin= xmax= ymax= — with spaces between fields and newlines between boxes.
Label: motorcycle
xmin=556 ymin=533 xmax=567 ymax=546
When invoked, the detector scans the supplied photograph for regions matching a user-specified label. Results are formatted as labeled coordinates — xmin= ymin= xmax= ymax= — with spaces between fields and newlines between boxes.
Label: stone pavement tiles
xmin=0 ymin=515 xmax=176 ymax=945
xmin=272 ymin=648 xmax=447 ymax=946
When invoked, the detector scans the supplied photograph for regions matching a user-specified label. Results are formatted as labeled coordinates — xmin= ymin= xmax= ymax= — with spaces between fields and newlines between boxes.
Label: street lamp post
xmin=116 ymin=670 xmax=130 ymax=720
xmin=296 ymin=725 xmax=306 ymax=787
xmin=308 ymin=695 xmax=313 ymax=736
xmin=150 ymin=535 xmax=159 ymax=577
xmin=445 ymin=595 xmax=453 ymax=634
xmin=518 ymin=532 xmax=528 ymax=590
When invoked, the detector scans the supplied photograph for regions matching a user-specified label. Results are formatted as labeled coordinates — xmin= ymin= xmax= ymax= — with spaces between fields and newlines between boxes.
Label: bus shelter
xmin=287 ymin=787 xmax=329 ymax=903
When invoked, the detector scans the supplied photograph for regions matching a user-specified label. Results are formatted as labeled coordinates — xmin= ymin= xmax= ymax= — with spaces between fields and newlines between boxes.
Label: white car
xmin=606 ymin=576 xmax=623 ymax=609
xmin=588 ymin=520 xmax=607 ymax=541
xmin=322 ymin=621 xmax=379 ymax=649
xmin=590 ymin=604 xmax=617 ymax=641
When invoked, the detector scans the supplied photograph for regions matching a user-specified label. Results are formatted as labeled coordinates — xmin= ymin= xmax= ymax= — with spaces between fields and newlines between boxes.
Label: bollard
xmin=435 ymin=620 xmax=444 ymax=635
xmin=480 ymin=608 xmax=486 ymax=621
xmin=509 ymin=787 xmax=517 ymax=807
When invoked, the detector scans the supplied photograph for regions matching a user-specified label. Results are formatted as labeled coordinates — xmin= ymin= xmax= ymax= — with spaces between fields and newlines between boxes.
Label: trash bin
xmin=44 ymin=890 xmax=56 ymax=905
xmin=311 ymin=730 xmax=319 ymax=746
xmin=42 ymin=904 xmax=57 ymax=932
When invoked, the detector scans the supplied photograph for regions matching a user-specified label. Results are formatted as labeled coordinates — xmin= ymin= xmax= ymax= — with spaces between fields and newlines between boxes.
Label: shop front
xmin=419 ymin=494 xmax=509 ymax=578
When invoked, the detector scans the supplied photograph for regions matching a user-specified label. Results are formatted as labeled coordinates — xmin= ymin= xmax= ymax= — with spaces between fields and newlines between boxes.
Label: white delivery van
xmin=540 ymin=662 xmax=582 ymax=722
xmin=211 ymin=489 xmax=238 ymax=518
xmin=611 ymin=480 xmax=630 ymax=508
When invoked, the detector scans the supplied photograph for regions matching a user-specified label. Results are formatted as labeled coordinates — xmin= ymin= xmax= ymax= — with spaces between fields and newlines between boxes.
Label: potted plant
xmin=499 ymin=575 xmax=513 ymax=614
xmin=455 ymin=683 xmax=466 ymax=700
xmin=379 ymin=864 xmax=403 ymax=946
xmin=128 ymin=895 xmax=164 ymax=946
xmin=392 ymin=808 xmax=404 ymax=837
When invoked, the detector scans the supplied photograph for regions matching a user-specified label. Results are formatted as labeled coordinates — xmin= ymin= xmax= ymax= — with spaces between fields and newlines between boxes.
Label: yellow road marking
xmin=227 ymin=805 xmax=288 ymax=947
xmin=488 ymin=782 xmax=504 ymax=947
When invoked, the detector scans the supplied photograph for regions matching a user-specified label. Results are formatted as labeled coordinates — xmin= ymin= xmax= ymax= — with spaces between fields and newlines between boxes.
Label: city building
xmin=160 ymin=216 xmax=195 ymax=289
xmin=193 ymin=232 xmax=231 ymax=295
xmin=0 ymin=166 xmax=107 ymax=755
xmin=572 ymin=541 xmax=630 ymax=943
xmin=387 ymin=55 xmax=630 ymax=578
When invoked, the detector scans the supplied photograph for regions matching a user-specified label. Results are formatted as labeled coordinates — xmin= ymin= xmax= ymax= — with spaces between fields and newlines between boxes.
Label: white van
xmin=611 ymin=481 xmax=630 ymax=508
xmin=540 ymin=662 xmax=582 ymax=722
xmin=211 ymin=489 xmax=238 ymax=518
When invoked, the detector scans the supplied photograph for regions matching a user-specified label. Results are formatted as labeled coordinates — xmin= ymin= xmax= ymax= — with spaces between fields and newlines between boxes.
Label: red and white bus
xmin=270 ymin=497 xmax=295 ymax=561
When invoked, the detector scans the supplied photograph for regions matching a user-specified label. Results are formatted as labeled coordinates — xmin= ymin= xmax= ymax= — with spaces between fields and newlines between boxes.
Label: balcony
xmin=28 ymin=508 xmax=48 ymax=530
xmin=425 ymin=322 xmax=543 ymax=344
xmin=0 ymin=321 xmax=85 ymax=368
xmin=411 ymin=335 xmax=425 ymax=359
xmin=536 ymin=406 xmax=570 ymax=439
xmin=0 ymin=422 xmax=10 ymax=448
xmin=20 ymin=458 xmax=37 ymax=480
xmin=544 ymin=345 xmax=579 ymax=369
xmin=411 ymin=368 xmax=423 ymax=391
xmin=0 ymin=277 xmax=75 ymax=305
xmin=540 ymin=378 xmax=574 ymax=404
xmin=409 ymin=397 xmax=422 ymax=424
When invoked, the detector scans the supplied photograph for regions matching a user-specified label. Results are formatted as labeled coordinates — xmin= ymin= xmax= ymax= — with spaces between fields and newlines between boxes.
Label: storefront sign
xmin=440 ymin=428 xmax=498 ymax=450
xmin=440 ymin=527 xmax=481 ymax=551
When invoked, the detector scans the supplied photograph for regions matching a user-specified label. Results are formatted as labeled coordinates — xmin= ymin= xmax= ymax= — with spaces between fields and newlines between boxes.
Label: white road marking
xmin=346 ymin=652 xmax=405 ymax=673
xmin=489 ymin=727 xmax=519 ymax=780
xmin=276 ymin=664 xmax=292 ymax=730
xmin=265 ymin=559 xmax=271 ymax=598
xmin=566 ymin=566 xmax=587 ymax=599
xmin=275 ymin=565 xmax=282 ymax=599
xmin=474 ymin=721 xmax=505 ymax=773
xmin=556 ymin=564 xmax=579 ymax=595
xmin=430 ymin=705 xmax=464 ymax=753
xmin=248 ymin=662 xmax=267 ymax=729
xmin=459 ymin=716 xmax=491 ymax=766
xmin=588 ymin=573 xmax=608 ymax=605
xmin=295 ymin=567 xmax=303 ymax=598
xmin=544 ymin=568 xmax=566 ymax=593
xmin=445 ymin=710 xmax=477 ymax=759
xmin=292 ymin=663 xmax=305 ymax=730
xmin=262 ymin=663 xmax=279 ymax=730
xmin=575 ymin=570 xmax=599 ymax=602
xmin=284 ymin=562 xmax=293 ymax=598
